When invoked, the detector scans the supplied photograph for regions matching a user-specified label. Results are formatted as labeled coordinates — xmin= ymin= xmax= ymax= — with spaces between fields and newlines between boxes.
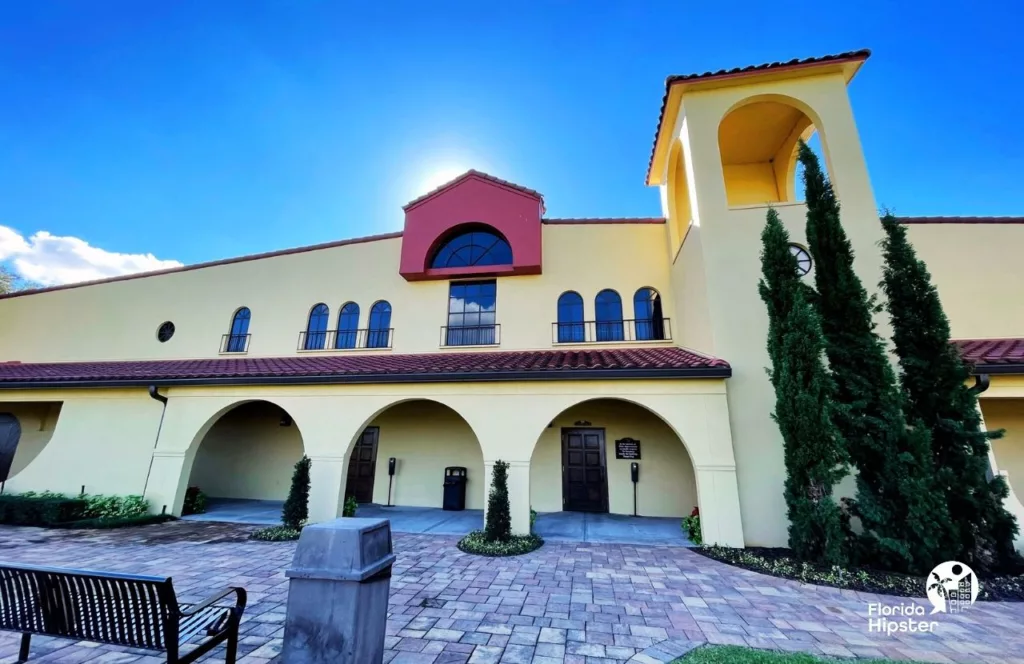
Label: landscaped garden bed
xmin=0 ymin=492 xmax=173 ymax=529
xmin=456 ymin=460 xmax=543 ymax=557
xmin=694 ymin=545 xmax=1024 ymax=602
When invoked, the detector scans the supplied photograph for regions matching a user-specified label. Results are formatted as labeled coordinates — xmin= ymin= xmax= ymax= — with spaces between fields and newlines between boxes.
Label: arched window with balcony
xmin=430 ymin=226 xmax=513 ymax=269
xmin=367 ymin=301 xmax=392 ymax=348
xmin=225 ymin=307 xmax=251 ymax=353
xmin=634 ymin=287 xmax=665 ymax=341
xmin=556 ymin=291 xmax=584 ymax=343
xmin=304 ymin=303 xmax=330 ymax=350
xmin=594 ymin=289 xmax=623 ymax=342
xmin=336 ymin=302 xmax=360 ymax=349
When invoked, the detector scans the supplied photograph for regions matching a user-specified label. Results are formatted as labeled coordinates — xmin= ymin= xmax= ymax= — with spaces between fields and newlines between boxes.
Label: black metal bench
xmin=0 ymin=563 xmax=247 ymax=663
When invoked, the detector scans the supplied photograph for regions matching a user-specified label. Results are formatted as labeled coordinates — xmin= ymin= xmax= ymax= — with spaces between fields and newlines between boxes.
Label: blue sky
xmin=0 ymin=1 xmax=1020 ymax=285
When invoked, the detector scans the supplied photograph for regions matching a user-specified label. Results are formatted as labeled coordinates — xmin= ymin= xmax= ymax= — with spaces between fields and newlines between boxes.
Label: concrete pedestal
xmin=281 ymin=518 xmax=395 ymax=664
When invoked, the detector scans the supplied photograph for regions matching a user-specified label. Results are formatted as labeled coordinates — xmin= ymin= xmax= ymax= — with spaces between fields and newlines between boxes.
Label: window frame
xmin=594 ymin=289 xmax=624 ymax=342
xmin=556 ymin=291 xmax=585 ymax=343
xmin=430 ymin=226 xmax=513 ymax=270
xmin=335 ymin=302 xmax=360 ymax=349
xmin=305 ymin=303 xmax=330 ymax=350
xmin=445 ymin=279 xmax=498 ymax=346
xmin=367 ymin=300 xmax=392 ymax=349
xmin=226 ymin=307 xmax=251 ymax=353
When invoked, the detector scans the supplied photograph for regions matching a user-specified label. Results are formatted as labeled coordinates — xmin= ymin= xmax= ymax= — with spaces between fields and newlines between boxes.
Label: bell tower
xmin=647 ymin=50 xmax=884 ymax=546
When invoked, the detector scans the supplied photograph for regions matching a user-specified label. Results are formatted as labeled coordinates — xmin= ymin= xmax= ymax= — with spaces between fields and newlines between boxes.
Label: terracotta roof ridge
xmin=896 ymin=216 xmax=1024 ymax=224
xmin=542 ymin=217 xmax=665 ymax=224
xmin=402 ymin=169 xmax=544 ymax=211
xmin=0 ymin=231 xmax=403 ymax=301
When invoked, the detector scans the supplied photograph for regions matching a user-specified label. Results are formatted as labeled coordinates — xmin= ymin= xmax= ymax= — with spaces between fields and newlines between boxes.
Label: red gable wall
xmin=399 ymin=172 xmax=544 ymax=281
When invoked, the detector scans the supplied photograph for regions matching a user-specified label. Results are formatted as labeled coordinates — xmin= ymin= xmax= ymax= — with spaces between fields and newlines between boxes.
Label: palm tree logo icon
xmin=926 ymin=561 xmax=980 ymax=614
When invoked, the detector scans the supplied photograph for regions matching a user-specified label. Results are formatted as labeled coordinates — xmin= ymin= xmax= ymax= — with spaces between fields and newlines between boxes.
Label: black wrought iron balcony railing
xmin=440 ymin=324 xmax=501 ymax=347
xmin=551 ymin=318 xmax=673 ymax=344
xmin=297 ymin=328 xmax=394 ymax=351
xmin=220 ymin=333 xmax=251 ymax=353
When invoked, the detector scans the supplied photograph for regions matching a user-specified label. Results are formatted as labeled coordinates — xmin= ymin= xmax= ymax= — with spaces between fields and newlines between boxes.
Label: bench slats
xmin=0 ymin=563 xmax=244 ymax=664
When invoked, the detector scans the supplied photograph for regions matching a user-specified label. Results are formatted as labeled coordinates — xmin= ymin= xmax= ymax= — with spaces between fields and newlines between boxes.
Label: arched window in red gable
xmin=430 ymin=226 xmax=512 ymax=269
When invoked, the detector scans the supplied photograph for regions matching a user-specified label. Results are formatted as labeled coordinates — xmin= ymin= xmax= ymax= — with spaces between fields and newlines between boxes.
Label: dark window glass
xmin=556 ymin=291 xmax=584 ymax=343
xmin=305 ymin=303 xmax=329 ymax=350
xmin=157 ymin=321 xmax=175 ymax=343
xmin=367 ymin=301 xmax=392 ymax=348
xmin=447 ymin=280 xmax=497 ymax=345
xmin=595 ymin=289 xmax=623 ymax=342
xmin=227 ymin=307 xmax=251 ymax=352
xmin=633 ymin=288 xmax=665 ymax=341
xmin=336 ymin=302 xmax=360 ymax=349
xmin=431 ymin=228 xmax=512 ymax=269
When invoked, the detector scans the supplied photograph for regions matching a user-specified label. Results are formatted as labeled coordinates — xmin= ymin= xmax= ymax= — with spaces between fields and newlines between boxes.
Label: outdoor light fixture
xmin=279 ymin=414 xmax=293 ymax=427
xmin=574 ymin=420 xmax=591 ymax=427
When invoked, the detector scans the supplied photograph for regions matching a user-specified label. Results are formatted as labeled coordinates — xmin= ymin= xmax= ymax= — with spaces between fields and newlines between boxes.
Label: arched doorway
xmin=185 ymin=400 xmax=304 ymax=521
xmin=344 ymin=399 xmax=485 ymax=534
xmin=529 ymin=398 xmax=699 ymax=543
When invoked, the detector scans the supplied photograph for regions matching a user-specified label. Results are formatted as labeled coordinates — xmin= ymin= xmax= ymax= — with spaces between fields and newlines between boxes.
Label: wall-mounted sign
xmin=615 ymin=437 xmax=641 ymax=460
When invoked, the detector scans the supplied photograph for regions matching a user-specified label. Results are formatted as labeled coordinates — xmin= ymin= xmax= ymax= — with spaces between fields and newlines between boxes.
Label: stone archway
xmin=340 ymin=398 xmax=486 ymax=511
xmin=530 ymin=398 xmax=699 ymax=522
xmin=183 ymin=400 xmax=304 ymax=517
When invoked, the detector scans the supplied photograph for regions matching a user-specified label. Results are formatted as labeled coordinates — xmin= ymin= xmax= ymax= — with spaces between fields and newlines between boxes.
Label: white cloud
xmin=0 ymin=224 xmax=183 ymax=287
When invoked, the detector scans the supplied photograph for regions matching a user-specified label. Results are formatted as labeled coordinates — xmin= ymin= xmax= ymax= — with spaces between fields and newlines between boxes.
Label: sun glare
xmin=416 ymin=166 xmax=469 ymax=198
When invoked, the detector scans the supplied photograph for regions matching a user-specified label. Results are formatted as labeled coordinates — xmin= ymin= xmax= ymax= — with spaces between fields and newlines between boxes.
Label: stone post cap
xmin=285 ymin=518 xmax=396 ymax=582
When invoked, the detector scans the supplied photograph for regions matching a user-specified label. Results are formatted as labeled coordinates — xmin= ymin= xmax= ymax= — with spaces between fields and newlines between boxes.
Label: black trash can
xmin=442 ymin=466 xmax=468 ymax=511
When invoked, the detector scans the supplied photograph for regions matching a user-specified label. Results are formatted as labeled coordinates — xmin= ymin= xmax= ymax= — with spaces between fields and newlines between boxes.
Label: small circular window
xmin=789 ymin=244 xmax=812 ymax=276
xmin=157 ymin=321 xmax=175 ymax=343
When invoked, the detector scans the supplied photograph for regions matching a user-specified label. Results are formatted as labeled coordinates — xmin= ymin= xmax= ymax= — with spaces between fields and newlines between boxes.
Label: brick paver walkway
xmin=0 ymin=522 xmax=1021 ymax=664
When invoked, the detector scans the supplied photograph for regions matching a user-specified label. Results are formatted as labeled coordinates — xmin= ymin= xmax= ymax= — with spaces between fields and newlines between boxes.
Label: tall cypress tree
xmin=798 ymin=142 xmax=948 ymax=574
xmin=759 ymin=209 xmax=849 ymax=564
xmin=880 ymin=214 xmax=1021 ymax=572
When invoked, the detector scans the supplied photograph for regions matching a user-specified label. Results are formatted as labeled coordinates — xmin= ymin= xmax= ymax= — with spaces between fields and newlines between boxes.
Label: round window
xmin=789 ymin=244 xmax=812 ymax=276
xmin=157 ymin=321 xmax=175 ymax=343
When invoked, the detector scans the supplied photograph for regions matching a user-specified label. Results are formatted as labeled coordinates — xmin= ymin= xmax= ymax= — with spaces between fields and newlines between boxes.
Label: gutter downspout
xmin=141 ymin=385 xmax=169 ymax=502
xmin=971 ymin=373 xmax=991 ymax=395
xmin=970 ymin=374 xmax=994 ymax=480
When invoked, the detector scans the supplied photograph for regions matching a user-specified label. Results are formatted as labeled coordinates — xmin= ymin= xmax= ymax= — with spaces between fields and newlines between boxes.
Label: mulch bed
xmin=694 ymin=545 xmax=1024 ymax=602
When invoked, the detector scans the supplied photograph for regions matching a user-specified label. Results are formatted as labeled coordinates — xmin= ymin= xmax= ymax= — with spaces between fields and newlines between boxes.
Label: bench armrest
xmin=180 ymin=586 xmax=247 ymax=617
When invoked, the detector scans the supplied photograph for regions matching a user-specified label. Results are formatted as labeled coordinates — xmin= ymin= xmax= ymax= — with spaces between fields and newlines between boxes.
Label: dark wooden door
xmin=0 ymin=414 xmax=21 ymax=483
xmin=562 ymin=428 xmax=608 ymax=513
xmin=346 ymin=427 xmax=379 ymax=504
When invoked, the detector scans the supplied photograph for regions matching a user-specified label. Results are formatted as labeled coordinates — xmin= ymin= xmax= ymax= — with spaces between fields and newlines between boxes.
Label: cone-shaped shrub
xmin=880 ymin=213 xmax=1021 ymax=572
xmin=759 ymin=208 xmax=849 ymax=565
xmin=282 ymin=455 xmax=311 ymax=529
xmin=484 ymin=460 xmax=512 ymax=542
xmin=799 ymin=142 xmax=949 ymax=574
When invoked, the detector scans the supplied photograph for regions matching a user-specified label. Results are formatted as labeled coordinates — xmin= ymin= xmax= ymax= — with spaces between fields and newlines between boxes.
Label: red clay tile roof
xmin=898 ymin=216 xmax=1024 ymax=225
xmin=645 ymin=49 xmax=872 ymax=184
xmin=0 ymin=347 xmax=730 ymax=388
xmin=542 ymin=218 xmax=665 ymax=225
xmin=956 ymin=339 xmax=1024 ymax=371
xmin=402 ymin=170 xmax=544 ymax=211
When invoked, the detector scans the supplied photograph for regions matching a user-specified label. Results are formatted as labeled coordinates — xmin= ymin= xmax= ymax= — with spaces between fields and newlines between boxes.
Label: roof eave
xmin=0 ymin=366 xmax=733 ymax=390
xmin=645 ymin=50 xmax=870 ymax=187
xmin=970 ymin=364 xmax=1024 ymax=376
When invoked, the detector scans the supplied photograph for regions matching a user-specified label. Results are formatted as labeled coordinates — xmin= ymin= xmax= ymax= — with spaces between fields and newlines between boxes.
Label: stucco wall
xmin=0 ymin=222 xmax=675 ymax=362
xmin=530 ymin=399 xmax=697 ymax=517
xmin=187 ymin=401 xmax=303 ymax=500
xmin=981 ymin=398 xmax=1024 ymax=498
xmin=0 ymin=389 xmax=160 ymax=498
xmin=905 ymin=223 xmax=1024 ymax=340
xmin=369 ymin=400 xmax=485 ymax=509
xmin=2 ymin=402 xmax=62 ymax=479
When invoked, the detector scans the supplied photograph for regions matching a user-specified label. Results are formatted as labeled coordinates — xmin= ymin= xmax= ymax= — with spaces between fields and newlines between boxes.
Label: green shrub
xmin=530 ymin=508 xmax=537 ymax=533
xmin=61 ymin=514 xmax=175 ymax=530
xmin=183 ymin=486 xmax=207 ymax=515
xmin=681 ymin=506 xmax=702 ymax=545
xmin=343 ymin=495 xmax=358 ymax=517
xmin=484 ymin=460 xmax=511 ymax=543
xmin=251 ymin=525 xmax=303 ymax=541
xmin=282 ymin=456 xmax=311 ymax=529
xmin=457 ymin=530 xmax=543 ymax=557
xmin=0 ymin=495 xmax=88 ymax=526
xmin=82 ymin=494 xmax=148 ymax=519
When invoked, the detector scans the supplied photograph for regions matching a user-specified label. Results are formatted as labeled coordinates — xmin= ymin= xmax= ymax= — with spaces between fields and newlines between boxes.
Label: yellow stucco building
xmin=1 ymin=49 xmax=1023 ymax=549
